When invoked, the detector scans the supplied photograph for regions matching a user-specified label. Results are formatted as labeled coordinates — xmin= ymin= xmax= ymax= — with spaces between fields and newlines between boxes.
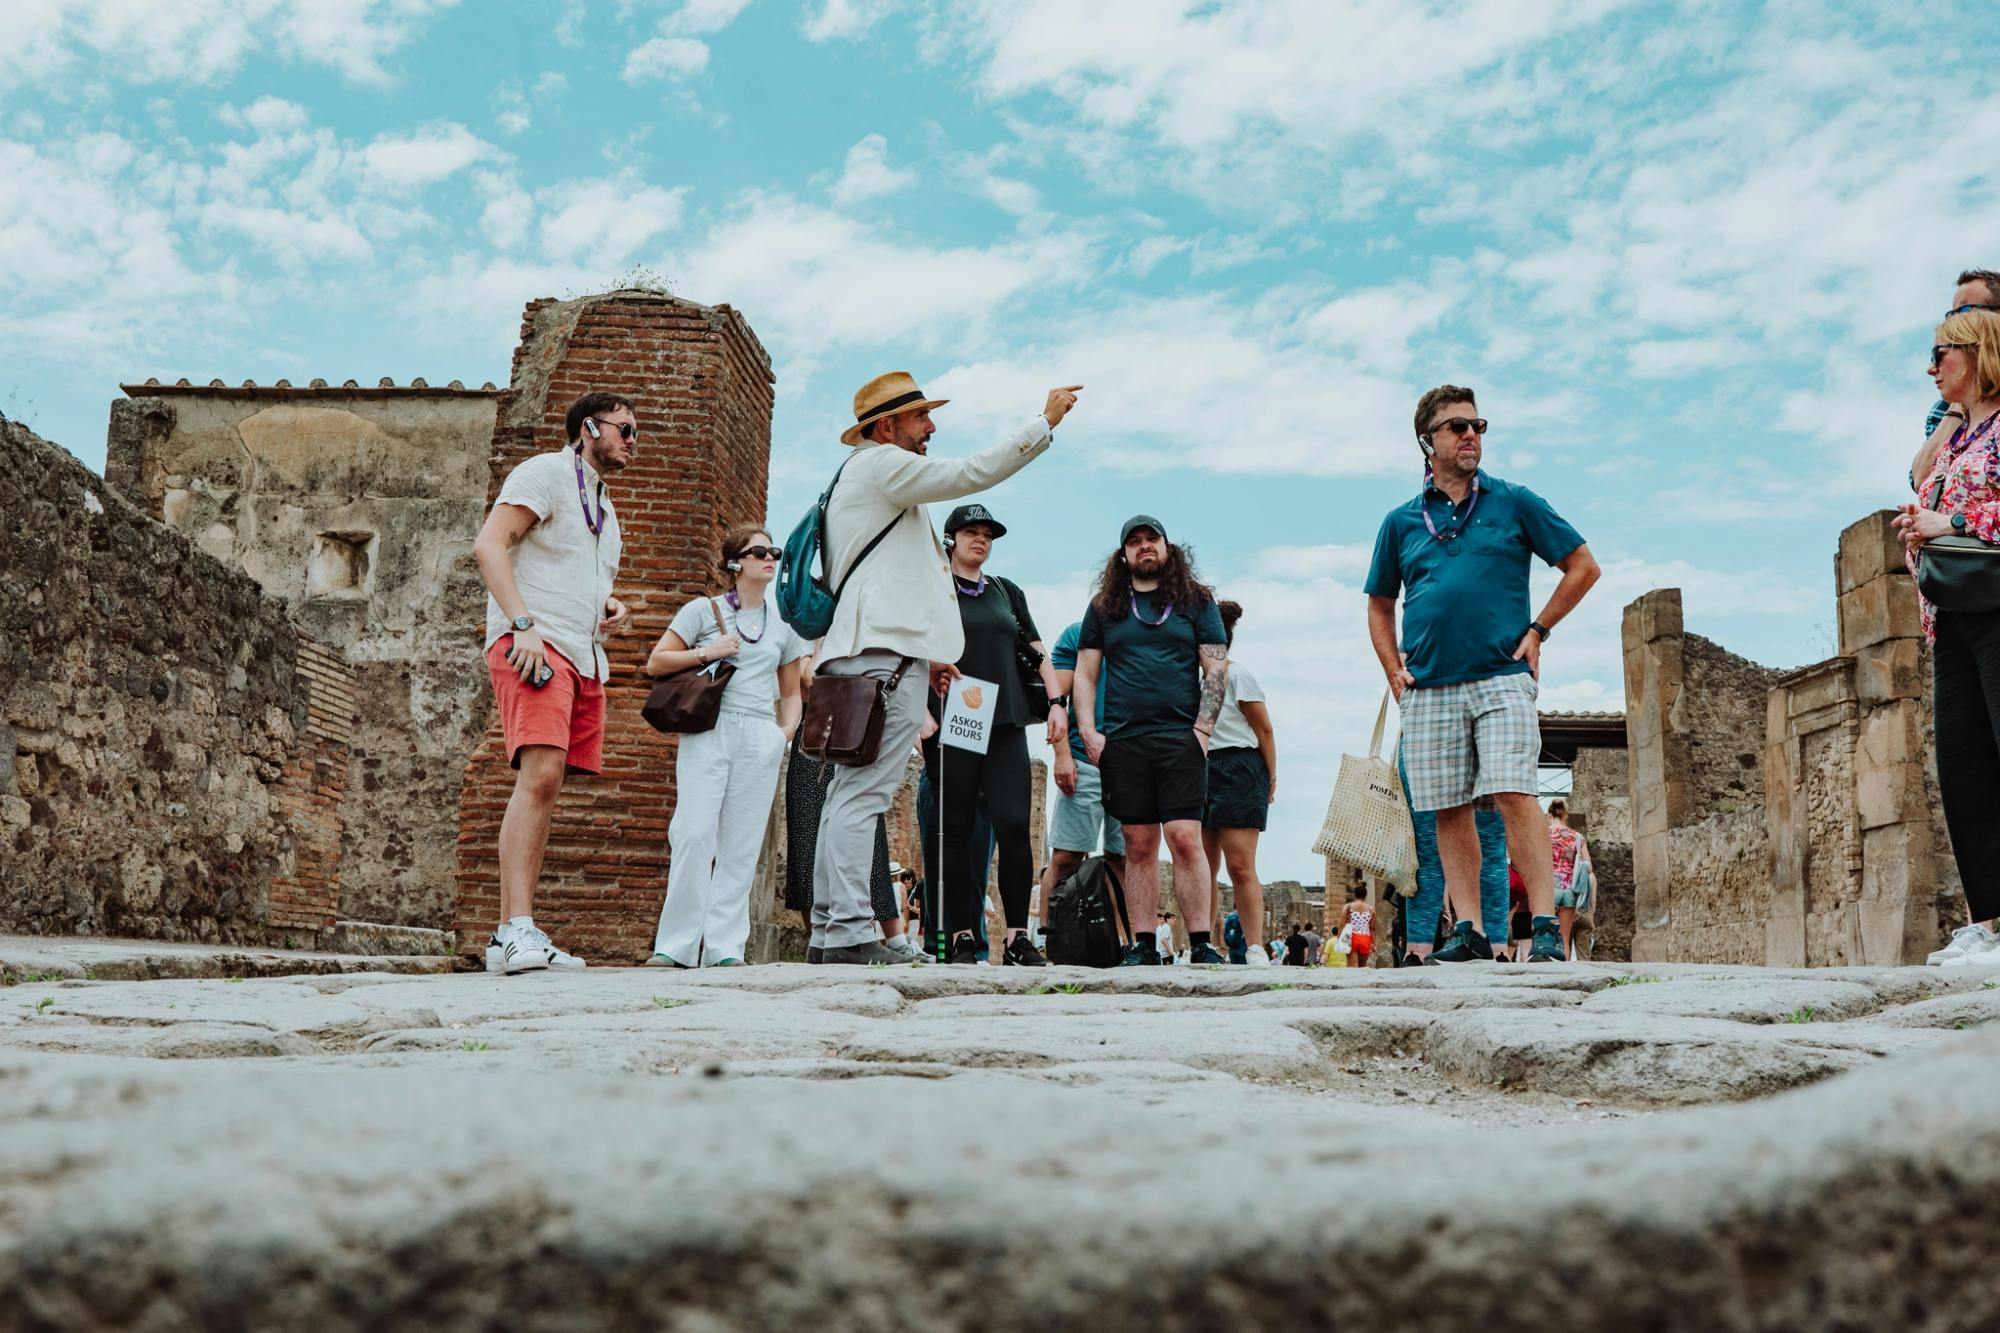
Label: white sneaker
xmin=1928 ymin=923 xmax=1996 ymax=967
xmin=883 ymin=934 xmax=929 ymax=964
xmin=1939 ymin=940 xmax=2000 ymax=968
xmin=486 ymin=932 xmax=549 ymax=975
xmin=517 ymin=922 xmax=586 ymax=969
xmin=1243 ymin=943 xmax=1272 ymax=966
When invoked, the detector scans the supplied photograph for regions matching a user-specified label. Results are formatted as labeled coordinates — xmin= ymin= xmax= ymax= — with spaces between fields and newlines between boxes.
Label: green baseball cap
xmin=1120 ymin=514 xmax=1167 ymax=545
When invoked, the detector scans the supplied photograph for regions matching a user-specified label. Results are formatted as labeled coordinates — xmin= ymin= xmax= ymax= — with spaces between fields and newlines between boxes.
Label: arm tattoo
xmin=1197 ymin=644 xmax=1228 ymax=728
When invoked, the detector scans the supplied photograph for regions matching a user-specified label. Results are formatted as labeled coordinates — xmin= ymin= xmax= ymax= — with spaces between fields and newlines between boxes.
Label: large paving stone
xmin=1579 ymin=975 xmax=1883 ymax=1023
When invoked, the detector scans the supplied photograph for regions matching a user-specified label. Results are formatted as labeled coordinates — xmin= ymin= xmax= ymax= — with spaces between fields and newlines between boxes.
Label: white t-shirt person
xmin=668 ymin=595 xmax=808 ymax=718
xmin=1206 ymin=662 xmax=1265 ymax=751
xmin=482 ymin=448 xmax=622 ymax=681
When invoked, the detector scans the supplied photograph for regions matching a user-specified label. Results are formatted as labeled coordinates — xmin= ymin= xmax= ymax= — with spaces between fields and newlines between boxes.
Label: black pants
xmin=1935 ymin=608 xmax=2000 ymax=923
xmin=924 ymin=723 xmax=1033 ymax=936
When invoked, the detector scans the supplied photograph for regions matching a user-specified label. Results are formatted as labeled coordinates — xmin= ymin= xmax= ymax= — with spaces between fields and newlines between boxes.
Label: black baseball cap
xmin=943 ymin=503 xmax=1006 ymax=538
xmin=1120 ymin=514 xmax=1167 ymax=545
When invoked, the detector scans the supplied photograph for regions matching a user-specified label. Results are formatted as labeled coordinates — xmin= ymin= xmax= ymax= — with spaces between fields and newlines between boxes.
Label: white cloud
xmin=537 ymin=177 xmax=689 ymax=264
xmin=623 ymin=36 xmax=710 ymax=82
xmin=355 ymin=123 xmax=502 ymax=191
xmin=829 ymin=134 xmax=915 ymax=207
xmin=802 ymin=0 xmax=900 ymax=42
xmin=657 ymin=0 xmax=752 ymax=35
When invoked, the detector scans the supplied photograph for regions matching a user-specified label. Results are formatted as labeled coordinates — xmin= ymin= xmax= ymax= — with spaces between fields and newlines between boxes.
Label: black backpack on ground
xmin=1045 ymin=856 xmax=1132 ymax=968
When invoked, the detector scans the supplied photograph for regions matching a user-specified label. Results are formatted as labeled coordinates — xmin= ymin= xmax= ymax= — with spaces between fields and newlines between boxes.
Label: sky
xmin=5 ymin=0 xmax=1998 ymax=882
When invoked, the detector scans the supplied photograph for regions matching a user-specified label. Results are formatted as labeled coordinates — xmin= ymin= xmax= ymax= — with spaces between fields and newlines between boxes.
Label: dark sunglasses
xmin=586 ymin=417 xmax=637 ymax=442
xmin=1429 ymin=417 xmax=1488 ymax=438
xmin=739 ymin=545 xmax=785 ymax=562
xmin=1947 ymin=303 xmax=1999 ymax=317
xmin=1932 ymin=344 xmax=1972 ymax=369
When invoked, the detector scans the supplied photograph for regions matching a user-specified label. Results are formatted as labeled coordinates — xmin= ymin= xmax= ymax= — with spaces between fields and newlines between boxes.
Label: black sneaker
xmin=1188 ymin=941 xmax=1226 ymax=966
xmin=1430 ymin=921 xmax=1494 ymax=963
xmin=807 ymin=946 xmax=824 ymax=964
xmin=1002 ymin=934 xmax=1048 ymax=967
xmin=1400 ymin=951 xmax=1427 ymax=968
xmin=949 ymin=933 xmax=981 ymax=965
xmin=1119 ymin=942 xmax=1161 ymax=966
xmin=1526 ymin=919 xmax=1566 ymax=963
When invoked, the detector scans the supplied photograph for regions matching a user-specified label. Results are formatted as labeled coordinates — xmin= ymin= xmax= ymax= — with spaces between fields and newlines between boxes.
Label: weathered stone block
xmin=1861 ymin=822 xmax=1934 ymax=905
xmin=1624 ymin=588 xmax=1684 ymax=643
xmin=1766 ymin=909 xmax=1806 ymax=967
xmin=1837 ymin=510 xmax=1904 ymax=595
xmin=1633 ymin=830 xmax=1672 ymax=934
xmin=1858 ymin=698 xmax=1925 ymax=770
xmin=1853 ymin=639 xmax=1923 ymax=705
xmin=1838 ymin=574 xmax=1922 ymax=655
xmin=1856 ymin=761 xmax=1926 ymax=830
xmin=1856 ymin=896 xmax=1929 ymax=967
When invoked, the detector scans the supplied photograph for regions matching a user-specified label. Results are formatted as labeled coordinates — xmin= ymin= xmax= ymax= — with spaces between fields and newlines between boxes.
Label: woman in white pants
xmin=645 ymin=525 xmax=806 ymax=967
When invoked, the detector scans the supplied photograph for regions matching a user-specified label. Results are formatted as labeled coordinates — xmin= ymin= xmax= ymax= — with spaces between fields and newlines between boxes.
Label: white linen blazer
xmin=815 ymin=417 xmax=1053 ymax=664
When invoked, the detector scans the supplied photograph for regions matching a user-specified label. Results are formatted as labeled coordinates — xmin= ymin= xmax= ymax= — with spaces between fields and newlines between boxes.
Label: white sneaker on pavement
xmin=1928 ymin=923 xmax=1997 ymax=967
xmin=1243 ymin=943 xmax=1272 ymax=966
xmin=884 ymin=934 xmax=929 ymax=964
xmin=484 ymin=920 xmax=583 ymax=973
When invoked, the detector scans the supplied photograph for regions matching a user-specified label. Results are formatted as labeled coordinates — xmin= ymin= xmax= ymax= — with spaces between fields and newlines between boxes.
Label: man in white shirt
xmin=471 ymin=392 xmax=635 ymax=975
xmin=810 ymin=371 xmax=1082 ymax=964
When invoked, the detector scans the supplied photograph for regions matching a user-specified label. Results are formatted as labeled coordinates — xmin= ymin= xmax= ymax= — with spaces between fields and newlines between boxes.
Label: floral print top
xmin=1909 ymin=409 xmax=2000 ymax=643
xmin=1549 ymin=820 xmax=1586 ymax=893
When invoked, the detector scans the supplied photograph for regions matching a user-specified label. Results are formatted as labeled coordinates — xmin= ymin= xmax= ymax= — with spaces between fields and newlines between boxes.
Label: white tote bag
xmin=1312 ymin=690 xmax=1419 ymax=896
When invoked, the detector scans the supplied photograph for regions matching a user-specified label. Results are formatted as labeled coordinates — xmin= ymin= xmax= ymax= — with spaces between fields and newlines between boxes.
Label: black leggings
xmin=1935 ymin=608 xmax=2000 ymax=924
xmin=924 ymin=723 xmax=1034 ymax=936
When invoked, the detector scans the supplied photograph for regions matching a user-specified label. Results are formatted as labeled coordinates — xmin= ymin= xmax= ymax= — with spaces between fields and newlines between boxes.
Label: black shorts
xmin=1202 ymin=746 xmax=1269 ymax=831
xmin=1100 ymin=730 xmax=1207 ymax=825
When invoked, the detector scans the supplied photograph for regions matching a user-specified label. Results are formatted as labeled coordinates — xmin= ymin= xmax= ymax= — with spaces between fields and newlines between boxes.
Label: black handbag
xmin=640 ymin=598 xmax=737 ymax=734
xmin=1917 ymin=478 xmax=2000 ymax=614
xmin=993 ymin=578 xmax=1050 ymax=716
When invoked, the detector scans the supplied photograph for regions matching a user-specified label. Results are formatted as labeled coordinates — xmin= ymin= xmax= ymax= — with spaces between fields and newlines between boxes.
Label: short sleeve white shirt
xmin=483 ymin=449 xmax=621 ymax=681
xmin=669 ymin=595 xmax=808 ymax=719
xmin=1208 ymin=661 xmax=1265 ymax=751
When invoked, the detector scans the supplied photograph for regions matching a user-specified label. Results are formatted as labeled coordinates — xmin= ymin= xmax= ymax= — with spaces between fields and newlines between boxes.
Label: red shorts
xmin=1351 ymin=934 xmax=1373 ymax=956
xmin=486 ymin=638 xmax=605 ymax=775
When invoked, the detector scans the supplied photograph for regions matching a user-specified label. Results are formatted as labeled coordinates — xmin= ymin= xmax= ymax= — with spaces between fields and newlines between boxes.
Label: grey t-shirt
xmin=669 ymin=595 xmax=808 ymax=719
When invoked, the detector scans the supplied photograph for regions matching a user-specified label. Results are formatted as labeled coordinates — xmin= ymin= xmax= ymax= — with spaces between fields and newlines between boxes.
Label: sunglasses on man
xmin=738 ymin=545 xmax=785 ymax=562
xmin=1932 ymin=344 xmax=1973 ymax=369
xmin=1427 ymin=417 xmax=1489 ymax=438
xmin=1947 ymin=303 xmax=2000 ymax=317
xmin=585 ymin=417 xmax=637 ymax=442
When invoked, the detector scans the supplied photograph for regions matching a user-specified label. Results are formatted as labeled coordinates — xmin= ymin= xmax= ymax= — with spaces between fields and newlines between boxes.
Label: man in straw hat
xmin=809 ymin=371 xmax=1082 ymax=964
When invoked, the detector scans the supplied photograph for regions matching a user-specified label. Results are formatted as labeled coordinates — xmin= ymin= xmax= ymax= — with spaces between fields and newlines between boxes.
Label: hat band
xmin=855 ymin=388 xmax=927 ymax=425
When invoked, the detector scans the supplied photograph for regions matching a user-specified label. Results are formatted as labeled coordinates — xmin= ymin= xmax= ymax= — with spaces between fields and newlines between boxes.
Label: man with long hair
xmin=1073 ymin=516 xmax=1229 ymax=965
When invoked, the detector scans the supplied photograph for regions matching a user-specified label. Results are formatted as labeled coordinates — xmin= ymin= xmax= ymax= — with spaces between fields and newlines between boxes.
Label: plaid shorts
xmin=1398 ymin=672 xmax=1540 ymax=812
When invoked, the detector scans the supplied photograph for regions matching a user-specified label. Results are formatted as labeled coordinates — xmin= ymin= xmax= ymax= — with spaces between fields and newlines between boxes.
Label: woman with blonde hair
xmin=1895 ymin=306 xmax=2000 ymax=967
xmin=645 ymin=524 xmax=807 ymax=967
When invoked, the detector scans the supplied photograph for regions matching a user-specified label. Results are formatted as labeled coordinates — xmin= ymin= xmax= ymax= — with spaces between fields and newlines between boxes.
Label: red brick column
xmin=453 ymin=292 xmax=775 ymax=963
xmin=268 ymin=639 xmax=354 ymax=935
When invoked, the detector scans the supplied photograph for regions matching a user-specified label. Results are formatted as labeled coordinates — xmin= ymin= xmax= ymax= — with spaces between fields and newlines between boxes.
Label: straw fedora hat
xmin=840 ymin=371 xmax=949 ymax=446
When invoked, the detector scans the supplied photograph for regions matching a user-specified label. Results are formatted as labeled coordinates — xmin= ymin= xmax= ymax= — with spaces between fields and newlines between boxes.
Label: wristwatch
xmin=511 ymin=614 xmax=535 ymax=632
xmin=1529 ymin=621 xmax=1552 ymax=642
xmin=1048 ymin=693 xmax=1071 ymax=711
xmin=1952 ymin=513 xmax=1968 ymax=533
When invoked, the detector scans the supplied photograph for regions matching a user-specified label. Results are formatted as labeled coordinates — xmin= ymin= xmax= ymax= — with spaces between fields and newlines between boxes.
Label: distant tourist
xmin=808 ymin=372 xmax=1080 ymax=965
xmin=1200 ymin=600 xmax=1277 ymax=965
xmin=1365 ymin=384 xmax=1601 ymax=964
xmin=925 ymin=503 xmax=1062 ymax=966
xmin=470 ymin=392 xmax=636 ymax=974
xmin=1303 ymin=922 xmax=1324 ymax=967
xmin=1339 ymin=886 xmax=1375 ymax=968
xmin=1072 ymin=515 xmax=1229 ymax=965
xmin=1285 ymin=923 xmax=1309 ymax=967
xmin=1038 ymin=618 xmax=1129 ymax=945
xmin=1896 ymin=304 xmax=2000 ymax=968
xmin=644 ymin=526 xmax=807 ymax=968
xmin=1546 ymin=799 xmax=1595 ymax=960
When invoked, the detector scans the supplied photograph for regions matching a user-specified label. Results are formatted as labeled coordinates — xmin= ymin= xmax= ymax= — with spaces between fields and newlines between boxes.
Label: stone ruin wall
xmin=105 ymin=383 xmax=502 ymax=941
xmin=453 ymin=292 xmax=775 ymax=965
xmin=0 ymin=417 xmax=352 ymax=944
xmin=1568 ymin=745 xmax=1633 ymax=961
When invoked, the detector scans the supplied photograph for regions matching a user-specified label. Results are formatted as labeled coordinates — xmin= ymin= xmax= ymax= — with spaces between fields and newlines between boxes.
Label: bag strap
xmin=1102 ymin=859 xmax=1132 ymax=943
xmin=822 ymin=454 xmax=908 ymax=599
xmin=1368 ymin=688 xmax=1393 ymax=760
xmin=706 ymin=597 xmax=738 ymax=673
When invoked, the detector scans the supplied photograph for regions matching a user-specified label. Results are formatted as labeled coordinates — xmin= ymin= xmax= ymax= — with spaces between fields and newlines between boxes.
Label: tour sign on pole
xmin=931 ymin=675 xmax=997 ymax=962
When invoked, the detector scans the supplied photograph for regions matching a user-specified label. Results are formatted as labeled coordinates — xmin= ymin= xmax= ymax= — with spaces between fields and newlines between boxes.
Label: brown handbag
xmin=640 ymin=598 xmax=737 ymax=734
xmin=798 ymin=656 xmax=914 ymax=767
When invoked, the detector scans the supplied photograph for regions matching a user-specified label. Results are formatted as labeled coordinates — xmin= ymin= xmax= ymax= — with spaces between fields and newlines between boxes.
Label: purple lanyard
xmin=1421 ymin=474 xmax=1480 ymax=542
xmin=722 ymin=590 xmax=768 ymax=643
xmin=573 ymin=447 xmax=606 ymax=535
xmin=955 ymin=572 xmax=988 ymax=598
xmin=1130 ymin=591 xmax=1175 ymax=626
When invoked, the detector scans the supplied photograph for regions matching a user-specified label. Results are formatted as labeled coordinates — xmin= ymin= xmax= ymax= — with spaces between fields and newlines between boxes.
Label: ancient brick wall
xmin=1569 ymin=745 xmax=1632 ymax=961
xmin=454 ymin=292 xmax=775 ymax=964
xmin=105 ymin=383 xmax=501 ymax=937
xmin=0 ymin=417 xmax=347 ymax=943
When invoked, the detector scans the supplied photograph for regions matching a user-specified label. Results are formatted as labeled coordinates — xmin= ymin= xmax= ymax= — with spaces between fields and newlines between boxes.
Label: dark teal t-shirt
xmin=1077 ymin=591 xmax=1227 ymax=739
xmin=1363 ymin=469 xmax=1584 ymax=688
xmin=1050 ymin=621 xmax=1107 ymax=763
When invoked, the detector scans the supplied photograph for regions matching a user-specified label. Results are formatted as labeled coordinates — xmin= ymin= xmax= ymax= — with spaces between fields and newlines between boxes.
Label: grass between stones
xmin=652 ymin=996 xmax=689 ymax=1009
xmin=1784 ymin=1006 xmax=1818 ymax=1023
xmin=1603 ymin=974 xmax=1664 ymax=987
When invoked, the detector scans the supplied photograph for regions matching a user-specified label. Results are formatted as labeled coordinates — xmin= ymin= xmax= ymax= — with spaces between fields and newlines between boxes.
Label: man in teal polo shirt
xmin=1364 ymin=384 xmax=1601 ymax=964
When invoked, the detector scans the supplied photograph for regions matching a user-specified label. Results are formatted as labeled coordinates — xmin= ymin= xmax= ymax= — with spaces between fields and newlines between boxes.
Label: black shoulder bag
xmin=1917 ymin=472 xmax=2000 ymax=614
xmin=993 ymin=577 xmax=1050 ymax=716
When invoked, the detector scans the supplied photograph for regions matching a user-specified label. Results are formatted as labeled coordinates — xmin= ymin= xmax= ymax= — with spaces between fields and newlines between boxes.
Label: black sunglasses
xmin=1429 ymin=417 xmax=1488 ymax=438
xmin=586 ymin=417 xmax=637 ymax=442
xmin=1947 ymin=302 xmax=1999 ymax=317
xmin=1932 ymin=344 xmax=1973 ymax=369
xmin=739 ymin=545 xmax=785 ymax=562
